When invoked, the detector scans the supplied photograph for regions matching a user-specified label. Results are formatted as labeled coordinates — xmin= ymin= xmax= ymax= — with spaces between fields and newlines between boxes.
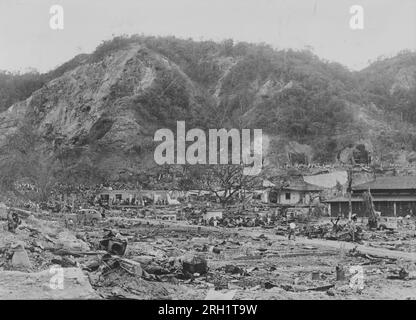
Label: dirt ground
xmin=0 ymin=212 xmax=415 ymax=300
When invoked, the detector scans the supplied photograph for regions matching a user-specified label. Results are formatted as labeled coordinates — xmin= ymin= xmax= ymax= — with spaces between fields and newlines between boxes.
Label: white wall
xmin=279 ymin=191 xmax=301 ymax=205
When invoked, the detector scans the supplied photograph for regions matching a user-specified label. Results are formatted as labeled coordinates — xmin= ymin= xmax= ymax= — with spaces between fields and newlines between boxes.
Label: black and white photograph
xmin=0 ymin=0 xmax=416 ymax=307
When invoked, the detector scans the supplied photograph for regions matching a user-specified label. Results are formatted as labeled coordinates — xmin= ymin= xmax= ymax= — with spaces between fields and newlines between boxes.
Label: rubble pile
xmin=0 ymin=200 xmax=415 ymax=300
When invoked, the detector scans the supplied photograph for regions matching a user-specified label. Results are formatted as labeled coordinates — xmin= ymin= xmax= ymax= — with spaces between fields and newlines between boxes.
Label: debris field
xmin=1 ymin=207 xmax=415 ymax=300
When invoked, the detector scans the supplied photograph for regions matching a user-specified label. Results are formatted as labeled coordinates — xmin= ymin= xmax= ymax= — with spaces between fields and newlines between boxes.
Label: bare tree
xmin=191 ymin=163 xmax=261 ymax=207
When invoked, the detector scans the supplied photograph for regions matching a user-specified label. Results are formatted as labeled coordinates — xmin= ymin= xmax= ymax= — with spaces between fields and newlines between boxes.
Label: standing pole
xmin=347 ymin=167 xmax=353 ymax=221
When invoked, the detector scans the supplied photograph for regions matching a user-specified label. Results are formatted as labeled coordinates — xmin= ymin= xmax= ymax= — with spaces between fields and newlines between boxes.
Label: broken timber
xmin=110 ymin=217 xmax=416 ymax=262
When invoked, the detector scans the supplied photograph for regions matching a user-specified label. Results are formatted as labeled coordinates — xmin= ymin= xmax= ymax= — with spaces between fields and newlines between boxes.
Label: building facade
xmin=326 ymin=176 xmax=416 ymax=217
xmin=263 ymin=181 xmax=323 ymax=206
xmin=98 ymin=189 xmax=184 ymax=205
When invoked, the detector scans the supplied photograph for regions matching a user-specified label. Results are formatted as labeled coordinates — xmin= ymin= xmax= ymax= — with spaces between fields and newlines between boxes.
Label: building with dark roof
xmin=326 ymin=176 xmax=416 ymax=217
xmin=263 ymin=180 xmax=323 ymax=206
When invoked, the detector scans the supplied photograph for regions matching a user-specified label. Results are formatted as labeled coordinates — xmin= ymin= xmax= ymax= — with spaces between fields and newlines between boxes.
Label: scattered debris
xmin=99 ymin=230 xmax=128 ymax=256
xmin=182 ymin=255 xmax=208 ymax=276
xmin=1 ymin=188 xmax=415 ymax=300
xmin=7 ymin=210 xmax=21 ymax=233
xmin=336 ymin=265 xmax=346 ymax=281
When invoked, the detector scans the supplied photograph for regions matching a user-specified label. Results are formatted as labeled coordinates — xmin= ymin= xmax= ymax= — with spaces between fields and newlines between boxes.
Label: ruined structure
xmin=326 ymin=176 xmax=416 ymax=217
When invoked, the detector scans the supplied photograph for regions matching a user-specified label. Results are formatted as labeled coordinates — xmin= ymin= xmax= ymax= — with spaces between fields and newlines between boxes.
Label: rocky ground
xmin=0 ymin=211 xmax=415 ymax=300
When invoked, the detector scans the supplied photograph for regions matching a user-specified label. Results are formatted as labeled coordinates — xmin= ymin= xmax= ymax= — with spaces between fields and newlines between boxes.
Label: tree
xmin=189 ymin=163 xmax=261 ymax=207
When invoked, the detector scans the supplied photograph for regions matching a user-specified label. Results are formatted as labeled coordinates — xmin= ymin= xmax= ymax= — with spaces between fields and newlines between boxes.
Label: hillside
xmin=0 ymin=35 xmax=416 ymax=188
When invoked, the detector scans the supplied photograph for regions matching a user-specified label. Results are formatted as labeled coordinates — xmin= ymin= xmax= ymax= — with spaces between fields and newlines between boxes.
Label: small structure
xmin=140 ymin=190 xmax=169 ymax=204
xmin=98 ymin=189 xmax=140 ymax=204
xmin=326 ymin=176 xmax=416 ymax=217
xmin=98 ymin=189 xmax=183 ymax=206
xmin=263 ymin=180 xmax=323 ymax=205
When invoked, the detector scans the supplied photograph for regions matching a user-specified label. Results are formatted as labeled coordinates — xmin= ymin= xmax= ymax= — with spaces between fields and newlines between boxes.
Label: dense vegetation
xmin=1 ymin=35 xmax=416 ymax=167
xmin=0 ymin=70 xmax=45 ymax=112
xmin=0 ymin=54 xmax=89 ymax=112
xmin=358 ymin=51 xmax=416 ymax=123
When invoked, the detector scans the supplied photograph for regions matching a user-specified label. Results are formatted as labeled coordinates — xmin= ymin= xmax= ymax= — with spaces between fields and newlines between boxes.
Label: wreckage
xmin=0 ymin=168 xmax=416 ymax=301
xmin=0 ymin=197 xmax=415 ymax=300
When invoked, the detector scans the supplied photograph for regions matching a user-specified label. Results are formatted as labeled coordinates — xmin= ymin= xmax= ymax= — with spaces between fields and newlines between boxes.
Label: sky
xmin=0 ymin=0 xmax=415 ymax=73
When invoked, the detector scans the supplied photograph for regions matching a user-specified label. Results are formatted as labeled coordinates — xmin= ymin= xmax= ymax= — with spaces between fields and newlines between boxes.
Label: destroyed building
xmin=99 ymin=189 xmax=140 ymax=204
xmin=2 ymin=4 xmax=416 ymax=303
xmin=326 ymin=176 xmax=416 ymax=217
xmin=98 ymin=189 xmax=182 ymax=206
